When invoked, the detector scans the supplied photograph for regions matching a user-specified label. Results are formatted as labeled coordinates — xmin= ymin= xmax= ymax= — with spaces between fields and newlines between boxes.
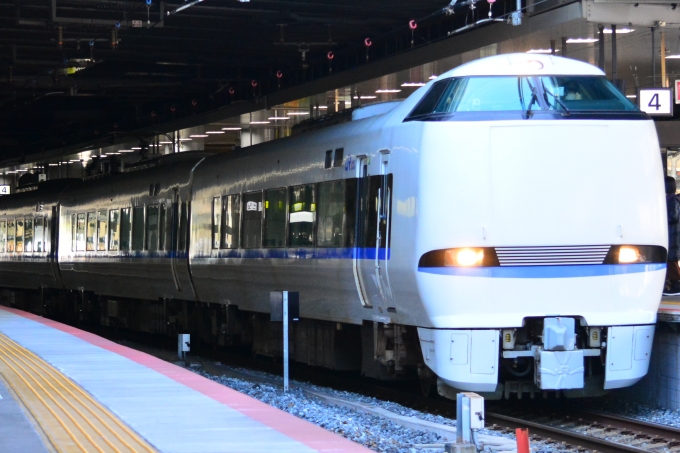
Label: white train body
xmin=0 ymin=54 xmax=665 ymax=398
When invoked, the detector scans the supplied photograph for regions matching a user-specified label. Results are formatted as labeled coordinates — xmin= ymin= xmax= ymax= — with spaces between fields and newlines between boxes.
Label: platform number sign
xmin=638 ymin=88 xmax=673 ymax=116
xmin=0 ymin=185 xmax=10 ymax=196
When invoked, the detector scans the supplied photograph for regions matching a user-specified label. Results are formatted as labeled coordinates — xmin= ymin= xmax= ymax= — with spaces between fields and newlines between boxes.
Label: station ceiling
xmin=3 ymin=0 xmax=530 ymax=162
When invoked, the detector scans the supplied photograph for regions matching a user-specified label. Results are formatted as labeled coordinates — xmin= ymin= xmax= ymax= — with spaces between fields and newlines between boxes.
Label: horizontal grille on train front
xmin=494 ymin=245 xmax=611 ymax=266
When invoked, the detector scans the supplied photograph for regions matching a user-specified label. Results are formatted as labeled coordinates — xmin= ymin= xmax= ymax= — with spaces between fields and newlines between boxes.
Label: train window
xmin=86 ymin=212 xmax=96 ymax=251
xmin=120 ymin=208 xmax=131 ymax=251
xmin=357 ymin=175 xmax=392 ymax=249
xmin=132 ymin=207 xmax=145 ymax=251
xmin=317 ymin=179 xmax=357 ymax=247
xmin=24 ymin=217 xmax=33 ymax=253
xmin=178 ymin=202 xmax=188 ymax=251
xmin=324 ymin=150 xmax=332 ymax=169
xmin=333 ymin=148 xmax=344 ymax=168
xmin=34 ymin=216 xmax=44 ymax=253
xmin=221 ymin=194 xmax=240 ymax=249
xmin=15 ymin=218 xmax=23 ymax=253
xmin=0 ymin=220 xmax=5 ymax=253
xmin=289 ymin=185 xmax=316 ymax=247
xmin=109 ymin=210 xmax=120 ymax=251
xmin=242 ymin=192 xmax=262 ymax=248
xmin=71 ymin=214 xmax=76 ymax=252
xmin=212 ymin=197 xmax=221 ymax=249
xmin=146 ymin=205 xmax=159 ymax=252
xmin=7 ymin=219 xmax=15 ymax=253
xmin=159 ymin=204 xmax=166 ymax=251
xmin=97 ymin=210 xmax=107 ymax=251
xmin=76 ymin=214 xmax=86 ymax=251
xmin=408 ymin=80 xmax=450 ymax=118
xmin=264 ymin=188 xmax=286 ymax=248
xmin=539 ymin=76 xmax=638 ymax=111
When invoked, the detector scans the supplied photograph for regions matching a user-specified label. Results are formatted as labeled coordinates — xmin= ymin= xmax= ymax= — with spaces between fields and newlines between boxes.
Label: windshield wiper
xmin=524 ymin=79 xmax=538 ymax=119
xmin=541 ymin=81 xmax=571 ymax=116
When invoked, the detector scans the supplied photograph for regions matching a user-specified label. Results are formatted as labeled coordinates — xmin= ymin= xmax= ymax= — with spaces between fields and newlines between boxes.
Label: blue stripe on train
xmin=417 ymin=263 xmax=666 ymax=278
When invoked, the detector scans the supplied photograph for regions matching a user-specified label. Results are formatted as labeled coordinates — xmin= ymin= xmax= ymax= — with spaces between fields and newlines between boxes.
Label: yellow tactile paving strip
xmin=0 ymin=333 xmax=157 ymax=453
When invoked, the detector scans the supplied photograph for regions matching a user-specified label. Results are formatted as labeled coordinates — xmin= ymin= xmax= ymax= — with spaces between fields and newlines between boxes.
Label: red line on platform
xmin=1 ymin=307 xmax=371 ymax=453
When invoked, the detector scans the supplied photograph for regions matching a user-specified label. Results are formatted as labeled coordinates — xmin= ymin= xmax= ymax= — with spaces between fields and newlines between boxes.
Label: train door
xmin=354 ymin=153 xmax=395 ymax=312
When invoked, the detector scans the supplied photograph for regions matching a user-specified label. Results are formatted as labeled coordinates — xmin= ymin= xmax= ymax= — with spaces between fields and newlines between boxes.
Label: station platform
xmin=0 ymin=306 xmax=371 ymax=453
xmin=658 ymin=296 xmax=680 ymax=322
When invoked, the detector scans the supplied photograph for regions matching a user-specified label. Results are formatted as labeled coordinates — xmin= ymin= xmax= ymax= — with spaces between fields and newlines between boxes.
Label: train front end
xmin=410 ymin=54 xmax=666 ymax=398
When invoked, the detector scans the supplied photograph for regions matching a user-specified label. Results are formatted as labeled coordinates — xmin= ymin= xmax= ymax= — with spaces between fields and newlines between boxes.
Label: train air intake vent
xmin=494 ymin=245 xmax=611 ymax=266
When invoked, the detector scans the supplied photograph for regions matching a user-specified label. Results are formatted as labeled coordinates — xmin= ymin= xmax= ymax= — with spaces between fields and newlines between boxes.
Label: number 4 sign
xmin=638 ymin=88 xmax=673 ymax=116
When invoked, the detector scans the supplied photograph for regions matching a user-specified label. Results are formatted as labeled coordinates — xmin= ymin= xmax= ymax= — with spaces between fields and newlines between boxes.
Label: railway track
xmin=80 ymin=326 xmax=680 ymax=453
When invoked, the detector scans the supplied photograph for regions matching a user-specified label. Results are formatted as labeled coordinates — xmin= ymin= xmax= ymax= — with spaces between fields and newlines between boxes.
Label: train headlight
xmin=618 ymin=246 xmax=639 ymax=264
xmin=449 ymin=248 xmax=485 ymax=266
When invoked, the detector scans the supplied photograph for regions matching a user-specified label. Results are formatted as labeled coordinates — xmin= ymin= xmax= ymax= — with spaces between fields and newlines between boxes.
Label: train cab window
xmin=221 ymin=194 xmax=240 ymax=249
xmin=317 ymin=179 xmax=357 ymax=247
xmin=289 ymin=185 xmax=316 ymax=247
xmin=178 ymin=202 xmax=188 ymax=251
xmin=7 ymin=219 xmax=15 ymax=253
xmin=0 ymin=220 xmax=6 ymax=253
xmin=120 ymin=208 xmax=131 ymax=251
xmin=132 ymin=207 xmax=145 ymax=251
xmin=109 ymin=210 xmax=120 ymax=251
xmin=34 ymin=216 xmax=44 ymax=253
xmin=15 ymin=218 xmax=24 ymax=253
xmin=97 ymin=210 xmax=107 ymax=251
xmin=146 ymin=205 xmax=159 ymax=252
xmin=264 ymin=188 xmax=286 ymax=248
xmin=212 ymin=197 xmax=221 ymax=249
xmin=24 ymin=217 xmax=33 ymax=253
xmin=86 ymin=212 xmax=96 ymax=251
xmin=159 ymin=204 xmax=166 ymax=251
xmin=242 ymin=192 xmax=262 ymax=248
xmin=76 ymin=214 xmax=86 ymax=251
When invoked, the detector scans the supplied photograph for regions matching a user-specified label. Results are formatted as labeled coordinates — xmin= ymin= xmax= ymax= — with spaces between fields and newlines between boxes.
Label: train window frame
xmin=7 ymin=218 xmax=14 ymax=253
xmin=109 ymin=209 xmax=120 ymax=251
xmin=317 ymin=179 xmax=357 ymax=248
xmin=221 ymin=194 xmax=241 ymax=249
xmin=120 ymin=208 xmax=131 ymax=251
xmin=76 ymin=213 xmax=86 ymax=251
xmin=212 ymin=197 xmax=221 ymax=250
xmin=24 ymin=216 xmax=33 ymax=253
xmin=132 ymin=206 xmax=145 ymax=251
xmin=264 ymin=187 xmax=287 ymax=248
xmin=97 ymin=210 xmax=108 ymax=251
xmin=15 ymin=217 xmax=24 ymax=253
xmin=71 ymin=214 xmax=76 ymax=252
xmin=86 ymin=212 xmax=96 ymax=252
xmin=145 ymin=205 xmax=159 ymax=252
xmin=0 ymin=220 xmax=6 ymax=253
xmin=242 ymin=191 xmax=263 ymax=249
xmin=288 ymin=184 xmax=316 ymax=248
xmin=333 ymin=148 xmax=344 ymax=168
xmin=34 ymin=215 xmax=44 ymax=253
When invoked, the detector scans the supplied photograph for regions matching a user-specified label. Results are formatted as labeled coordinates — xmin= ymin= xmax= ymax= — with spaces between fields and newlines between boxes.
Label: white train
xmin=0 ymin=54 xmax=666 ymax=399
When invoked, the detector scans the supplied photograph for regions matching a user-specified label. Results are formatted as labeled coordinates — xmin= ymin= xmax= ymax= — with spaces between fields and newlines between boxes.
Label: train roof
xmin=438 ymin=53 xmax=605 ymax=78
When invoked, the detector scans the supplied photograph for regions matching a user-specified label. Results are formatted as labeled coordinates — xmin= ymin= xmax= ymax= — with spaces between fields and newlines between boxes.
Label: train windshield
xmin=406 ymin=76 xmax=638 ymax=120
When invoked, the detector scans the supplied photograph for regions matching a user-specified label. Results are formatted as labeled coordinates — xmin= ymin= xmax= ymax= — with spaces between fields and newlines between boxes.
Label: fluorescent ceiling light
xmin=666 ymin=55 xmax=680 ymax=59
xmin=159 ymin=141 xmax=173 ymax=144
xmin=132 ymin=147 xmax=142 ymax=150
xmin=287 ymin=112 xmax=309 ymax=116
xmin=206 ymin=131 xmax=225 ymax=134
xmin=604 ymin=28 xmax=634 ymax=34
xmin=5 ymin=171 xmax=16 ymax=174
xmin=401 ymin=82 xmax=426 ymax=87
xmin=119 ymin=150 xmax=135 ymax=153
xmin=376 ymin=89 xmax=402 ymax=93
xmin=428 ymin=75 xmax=438 ymax=80
xmin=566 ymin=38 xmax=598 ymax=43
xmin=318 ymin=106 xmax=328 ymax=109
xmin=16 ymin=169 xmax=28 ymax=172
xmin=268 ymin=117 xmax=289 ymax=120
xmin=222 ymin=127 xmax=243 ymax=130
xmin=178 ymin=138 xmax=192 ymax=141
xmin=353 ymin=96 xmax=377 ymax=99
xmin=48 ymin=163 xmax=59 ymax=166
xmin=249 ymin=121 xmax=271 ymax=124
xmin=626 ymin=94 xmax=637 ymax=98
xmin=190 ymin=134 xmax=209 ymax=137
xmin=526 ymin=49 xmax=558 ymax=54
